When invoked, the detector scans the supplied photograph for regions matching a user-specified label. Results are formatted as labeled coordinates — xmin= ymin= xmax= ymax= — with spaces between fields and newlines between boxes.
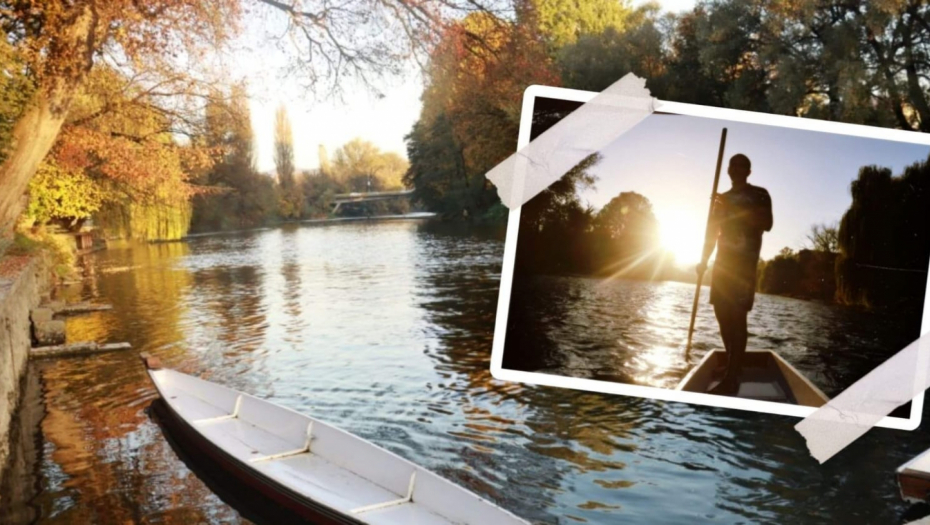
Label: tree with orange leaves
xmin=0 ymin=0 xmax=240 ymax=236
xmin=406 ymin=9 xmax=559 ymax=218
xmin=0 ymin=0 xmax=506 ymax=238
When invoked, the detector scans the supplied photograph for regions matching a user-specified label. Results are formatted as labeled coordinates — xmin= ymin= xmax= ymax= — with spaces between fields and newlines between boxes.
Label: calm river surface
xmin=3 ymin=220 xmax=930 ymax=524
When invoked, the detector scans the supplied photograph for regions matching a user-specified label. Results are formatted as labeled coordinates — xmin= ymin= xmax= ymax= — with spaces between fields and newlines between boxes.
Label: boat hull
xmin=151 ymin=372 xmax=365 ymax=525
xmin=898 ymin=448 xmax=930 ymax=504
xmin=140 ymin=354 xmax=529 ymax=525
xmin=676 ymin=350 xmax=829 ymax=407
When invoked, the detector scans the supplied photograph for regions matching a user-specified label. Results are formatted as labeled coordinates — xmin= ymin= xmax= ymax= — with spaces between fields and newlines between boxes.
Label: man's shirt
xmin=710 ymin=183 xmax=773 ymax=310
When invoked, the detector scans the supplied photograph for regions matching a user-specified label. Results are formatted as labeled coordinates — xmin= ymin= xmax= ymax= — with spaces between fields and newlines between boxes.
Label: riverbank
xmin=180 ymin=212 xmax=438 ymax=242
xmin=0 ymin=254 xmax=49 ymax=492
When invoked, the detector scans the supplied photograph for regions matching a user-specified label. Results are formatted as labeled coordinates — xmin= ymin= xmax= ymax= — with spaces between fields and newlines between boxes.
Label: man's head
xmin=728 ymin=154 xmax=751 ymax=183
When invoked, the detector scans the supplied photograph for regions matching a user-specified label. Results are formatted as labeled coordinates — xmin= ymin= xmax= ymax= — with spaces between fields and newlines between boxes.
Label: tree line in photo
xmin=515 ymin=153 xmax=930 ymax=311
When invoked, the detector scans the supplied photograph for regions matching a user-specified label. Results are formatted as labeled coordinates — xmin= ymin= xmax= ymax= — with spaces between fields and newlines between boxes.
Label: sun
xmin=657 ymin=208 xmax=705 ymax=266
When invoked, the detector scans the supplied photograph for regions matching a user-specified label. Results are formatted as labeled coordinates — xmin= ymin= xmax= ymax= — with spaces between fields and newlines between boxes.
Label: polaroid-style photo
xmin=491 ymin=86 xmax=930 ymax=429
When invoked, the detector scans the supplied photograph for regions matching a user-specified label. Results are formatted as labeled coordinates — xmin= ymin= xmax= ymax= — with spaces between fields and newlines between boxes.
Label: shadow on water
xmin=146 ymin=400 xmax=303 ymax=525
xmin=0 ymin=364 xmax=45 ymax=525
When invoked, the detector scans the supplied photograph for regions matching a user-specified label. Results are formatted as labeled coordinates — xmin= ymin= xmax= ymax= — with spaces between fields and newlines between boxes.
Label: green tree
xmin=837 ymin=156 xmax=930 ymax=308
xmin=530 ymin=0 xmax=634 ymax=48
xmin=274 ymin=105 xmax=303 ymax=219
xmin=557 ymin=5 xmax=669 ymax=93
xmin=191 ymin=85 xmax=278 ymax=232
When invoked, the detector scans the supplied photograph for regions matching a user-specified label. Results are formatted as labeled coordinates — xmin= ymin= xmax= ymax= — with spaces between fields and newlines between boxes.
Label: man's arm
xmin=697 ymin=194 xmax=724 ymax=274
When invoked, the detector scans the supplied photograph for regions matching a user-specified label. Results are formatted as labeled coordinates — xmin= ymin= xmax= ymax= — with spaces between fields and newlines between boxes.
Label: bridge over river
xmin=331 ymin=189 xmax=414 ymax=213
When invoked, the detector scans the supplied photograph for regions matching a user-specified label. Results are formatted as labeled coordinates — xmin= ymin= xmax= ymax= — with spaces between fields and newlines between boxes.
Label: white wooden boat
xmin=676 ymin=350 xmax=829 ymax=407
xmin=898 ymin=448 xmax=930 ymax=504
xmin=141 ymin=354 xmax=530 ymax=525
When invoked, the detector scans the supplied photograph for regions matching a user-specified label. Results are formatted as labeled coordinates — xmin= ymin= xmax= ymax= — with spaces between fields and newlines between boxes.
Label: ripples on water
xmin=3 ymin=221 xmax=929 ymax=524
xmin=503 ymin=275 xmax=919 ymax=397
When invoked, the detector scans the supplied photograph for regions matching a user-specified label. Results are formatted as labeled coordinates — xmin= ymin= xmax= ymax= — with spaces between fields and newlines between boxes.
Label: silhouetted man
xmin=697 ymin=154 xmax=772 ymax=395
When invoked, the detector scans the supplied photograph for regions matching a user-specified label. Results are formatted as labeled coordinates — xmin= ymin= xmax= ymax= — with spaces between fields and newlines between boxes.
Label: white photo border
xmin=490 ymin=84 xmax=930 ymax=431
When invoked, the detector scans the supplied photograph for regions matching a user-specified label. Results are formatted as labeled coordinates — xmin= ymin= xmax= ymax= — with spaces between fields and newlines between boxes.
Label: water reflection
xmin=505 ymin=274 xmax=914 ymax=397
xmin=2 ymin=221 xmax=928 ymax=525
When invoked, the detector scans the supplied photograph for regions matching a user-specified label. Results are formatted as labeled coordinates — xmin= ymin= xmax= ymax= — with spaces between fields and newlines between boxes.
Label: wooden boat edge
xmin=144 ymin=363 xmax=366 ymax=525
xmin=140 ymin=353 xmax=530 ymax=525
xmin=675 ymin=350 xmax=830 ymax=408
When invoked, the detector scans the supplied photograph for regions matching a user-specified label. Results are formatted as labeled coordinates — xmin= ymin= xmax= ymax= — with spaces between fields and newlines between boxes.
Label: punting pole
xmin=685 ymin=128 xmax=727 ymax=354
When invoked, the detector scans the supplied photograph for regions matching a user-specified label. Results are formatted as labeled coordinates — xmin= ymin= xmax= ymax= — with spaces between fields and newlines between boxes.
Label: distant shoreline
xmin=178 ymin=212 xmax=438 ymax=242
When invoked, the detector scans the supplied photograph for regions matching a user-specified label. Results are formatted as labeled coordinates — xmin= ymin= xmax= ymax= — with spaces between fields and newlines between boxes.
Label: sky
xmin=229 ymin=0 xmax=698 ymax=174
xmin=579 ymin=113 xmax=930 ymax=263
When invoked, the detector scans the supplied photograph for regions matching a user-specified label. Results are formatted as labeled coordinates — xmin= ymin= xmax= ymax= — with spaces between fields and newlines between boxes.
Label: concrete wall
xmin=0 ymin=258 xmax=47 ymax=490
xmin=0 ymin=364 xmax=43 ymax=522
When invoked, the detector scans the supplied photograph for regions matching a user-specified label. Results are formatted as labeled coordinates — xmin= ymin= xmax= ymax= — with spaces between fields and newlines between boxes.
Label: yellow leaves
xmin=26 ymin=160 xmax=104 ymax=224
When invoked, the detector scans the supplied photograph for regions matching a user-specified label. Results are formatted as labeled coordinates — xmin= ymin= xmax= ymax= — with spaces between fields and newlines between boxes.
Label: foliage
xmin=24 ymin=160 xmax=104 ymax=227
xmin=0 ymin=0 xmax=242 ymax=235
xmin=192 ymin=85 xmax=278 ymax=232
xmin=8 ymin=229 xmax=75 ymax=278
xmin=529 ymin=0 xmax=633 ymax=48
xmin=806 ymin=222 xmax=839 ymax=253
xmin=557 ymin=6 xmax=669 ymax=93
xmin=274 ymin=104 xmax=303 ymax=219
xmin=836 ymin=156 xmax=930 ymax=308
xmin=0 ymin=30 xmax=34 ymax=166
xmin=331 ymin=138 xmax=408 ymax=192
xmin=301 ymin=170 xmax=344 ymax=219
xmin=406 ymin=11 xmax=559 ymax=220
xmin=24 ymin=66 xmax=216 ymax=240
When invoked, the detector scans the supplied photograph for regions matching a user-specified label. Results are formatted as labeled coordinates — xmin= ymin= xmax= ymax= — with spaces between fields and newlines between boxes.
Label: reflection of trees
xmin=412 ymin=225 xmax=646 ymax=521
xmin=191 ymin=264 xmax=267 ymax=354
xmin=280 ymin=228 xmax=303 ymax=320
xmin=95 ymin=242 xmax=192 ymax=355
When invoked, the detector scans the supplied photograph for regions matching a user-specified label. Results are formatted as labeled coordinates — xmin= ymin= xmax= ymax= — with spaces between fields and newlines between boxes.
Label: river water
xmin=3 ymin=220 xmax=930 ymax=524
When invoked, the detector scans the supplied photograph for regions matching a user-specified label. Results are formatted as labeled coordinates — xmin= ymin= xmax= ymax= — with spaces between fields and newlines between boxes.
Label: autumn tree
xmin=0 ymin=0 xmax=240 ymax=236
xmin=191 ymin=84 xmax=278 ymax=232
xmin=406 ymin=11 xmax=559 ymax=219
xmin=21 ymin=65 xmax=216 ymax=240
xmin=331 ymin=138 xmax=408 ymax=192
xmin=0 ymin=0 xmax=507 ymax=237
xmin=274 ymin=105 xmax=295 ymax=189
xmin=273 ymin=104 xmax=303 ymax=218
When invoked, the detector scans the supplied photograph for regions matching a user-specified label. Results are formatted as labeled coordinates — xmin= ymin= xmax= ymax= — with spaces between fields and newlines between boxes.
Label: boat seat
xmin=166 ymin=390 xmax=230 ymax=422
xmin=361 ymin=501 xmax=452 ymax=525
xmin=196 ymin=417 xmax=305 ymax=462
xmin=190 ymin=411 xmax=415 ymax=516
xmin=254 ymin=452 xmax=409 ymax=515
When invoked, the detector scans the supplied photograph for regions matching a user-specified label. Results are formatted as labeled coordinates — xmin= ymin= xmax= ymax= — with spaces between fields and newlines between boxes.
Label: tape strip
xmin=486 ymin=73 xmax=656 ymax=209
xmin=795 ymin=331 xmax=930 ymax=463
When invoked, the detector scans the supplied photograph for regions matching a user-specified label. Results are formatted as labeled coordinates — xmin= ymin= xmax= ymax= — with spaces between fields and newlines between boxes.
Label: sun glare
xmin=657 ymin=209 xmax=705 ymax=266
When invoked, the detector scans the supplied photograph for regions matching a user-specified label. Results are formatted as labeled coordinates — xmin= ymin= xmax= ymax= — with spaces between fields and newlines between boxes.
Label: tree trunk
xmin=0 ymin=86 xmax=76 ymax=236
xmin=0 ymin=4 xmax=98 ymax=237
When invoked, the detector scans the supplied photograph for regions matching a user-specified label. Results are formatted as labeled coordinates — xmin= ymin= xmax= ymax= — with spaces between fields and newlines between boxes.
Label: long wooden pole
xmin=686 ymin=128 xmax=728 ymax=353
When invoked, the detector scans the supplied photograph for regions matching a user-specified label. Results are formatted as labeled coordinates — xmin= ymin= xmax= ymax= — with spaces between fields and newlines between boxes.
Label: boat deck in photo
xmin=676 ymin=350 xmax=830 ymax=407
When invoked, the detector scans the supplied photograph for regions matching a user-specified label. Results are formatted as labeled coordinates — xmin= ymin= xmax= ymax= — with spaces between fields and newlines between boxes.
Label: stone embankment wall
xmin=0 ymin=257 xmax=48 ymax=490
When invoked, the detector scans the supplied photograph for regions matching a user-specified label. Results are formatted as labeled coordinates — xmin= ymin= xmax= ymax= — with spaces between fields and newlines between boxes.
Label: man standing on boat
xmin=696 ymin=154 xmax=772 ymax=395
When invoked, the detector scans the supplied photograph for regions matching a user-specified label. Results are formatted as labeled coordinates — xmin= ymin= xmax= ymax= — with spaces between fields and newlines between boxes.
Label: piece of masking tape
xmin=796 ymin=331 xmax=930 ymax=463
xmin=486 ymin=73 xmax=656 ymax=209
